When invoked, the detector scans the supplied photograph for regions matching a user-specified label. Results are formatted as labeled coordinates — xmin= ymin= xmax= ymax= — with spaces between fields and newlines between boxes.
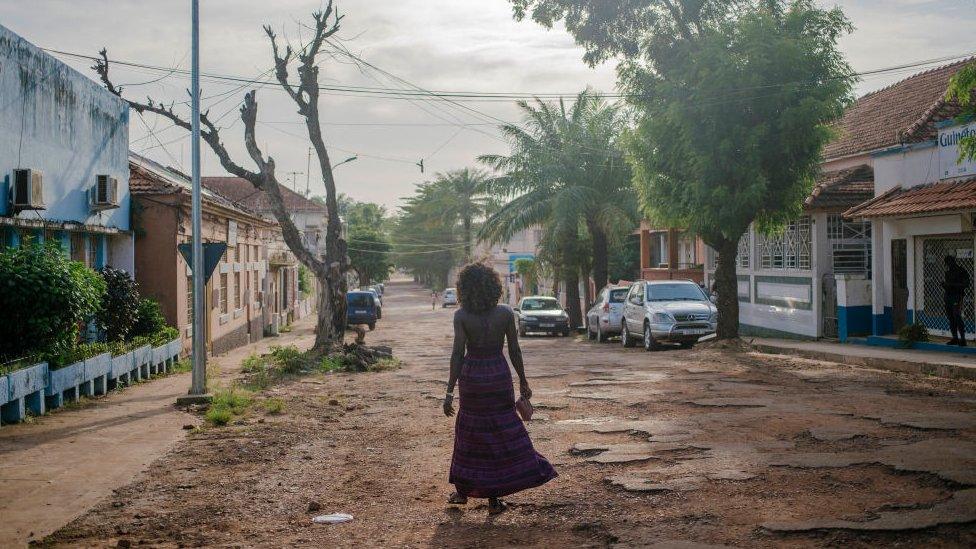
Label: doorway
xmin=892 ymin=239 xmax=908 ymax=332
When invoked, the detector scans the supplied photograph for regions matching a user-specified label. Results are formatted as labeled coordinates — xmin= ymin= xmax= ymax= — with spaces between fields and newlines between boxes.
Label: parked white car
xmin=620 ymin=280 xmax=717 ymax=351
xmin=442 ymin=287 xmax=458 ymax=307
xmin=586 ymin=286 xmax=629 ymax=343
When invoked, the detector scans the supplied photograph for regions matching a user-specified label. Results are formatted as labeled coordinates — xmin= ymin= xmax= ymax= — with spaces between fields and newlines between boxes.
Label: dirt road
xmin=46 ymin=282 xmax=976 ymax=548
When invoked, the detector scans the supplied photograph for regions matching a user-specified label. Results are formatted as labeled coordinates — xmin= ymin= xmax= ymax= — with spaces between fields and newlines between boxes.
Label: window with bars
xmin=219 ymin=273 xmax=229 ymax=314
xmin=234 ymin=272 xmax=242 ymax=310
xmin=827 ymin=214 xmax=872 ymax=275
xmin=736 ymin=231 xmax=751 ymax=269
xmin=186 ymin=277 xmax=194 ymax=326
xmin=756 ymin=216 xmax=812 ymax=270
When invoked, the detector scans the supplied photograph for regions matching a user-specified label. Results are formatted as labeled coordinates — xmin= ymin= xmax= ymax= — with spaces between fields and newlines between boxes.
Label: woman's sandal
xmin=448 ymin=492 xmax=468 ymax=505
xmin=487 ymin=498 xmax=508 ymax=514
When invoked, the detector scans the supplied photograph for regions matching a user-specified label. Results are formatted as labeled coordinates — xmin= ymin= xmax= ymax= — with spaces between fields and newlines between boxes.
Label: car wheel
xmin=368 ymin=322 xmax=376 ymax=331
xmin=587 ymin=320 xmax=596 ymax=340
xmin=596 ymin=323 xmax=606 ymax=343
xmin=643 ymin=322 xmax=659 ymax=351
xmin=622 ymin=323 xmax=637 ymax=348
xmin=679 ymin=341 xmax=695 ymax=350
xmin=519 ymin=324 xmax=527 ymax=338
xmin=562 ymin=329 xmax=571 ymax=337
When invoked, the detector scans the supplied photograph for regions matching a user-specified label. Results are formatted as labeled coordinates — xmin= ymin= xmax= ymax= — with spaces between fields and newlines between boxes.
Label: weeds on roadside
xmin=170 ymin=359 xmax=192 ymax=374
xmin=205 ymin=387 xmax=253 ymax=426
xmin=263 ymin=397 xmax=284 ymax=414
xmin=369 ymin=357 xmax=402 ymax=372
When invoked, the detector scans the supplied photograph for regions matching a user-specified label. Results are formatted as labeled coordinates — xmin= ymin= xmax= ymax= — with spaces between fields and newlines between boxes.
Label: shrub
xmin=898 ymin=323 xmax=930 ymax=348
xmin=131 ymin=298 xmax=166 ymax=339
xmin=270 ymin=345 xmax=313 ymax=374
xmin=205 ymin=387 xmax=252 ymax=426
xmin=152 ymin=326 xmax=180 ymax=346
xmin=264 ymin=398 xmax=284 ymax=414
xmin=0 ymin=241 xmax=105 ymax=362
xmin=298 ymin=265 xmax=312 ymax=295
xmin=97 ymin=267 xmax=140 ymax=342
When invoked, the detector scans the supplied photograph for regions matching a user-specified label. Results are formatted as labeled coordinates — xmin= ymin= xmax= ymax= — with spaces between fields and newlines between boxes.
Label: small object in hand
xmin=515 ymin=395 xmax=533 ymax=422
xmin=312 ymin=513 xmax=353 ymax=524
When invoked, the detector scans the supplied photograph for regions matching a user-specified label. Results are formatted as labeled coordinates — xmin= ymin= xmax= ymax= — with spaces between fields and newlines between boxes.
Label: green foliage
xmin=131 ymin=298 xmax=166 ymax=339
xmin=170 ymin=359 xmax=192 ymax=374
xmin=298 ymin=265 xmax=313 ymax=295
xmin=97 ymin=267 xmax=141 ymax=342
xmin=205 ymin=387 xmax=252 ymax=426
xmin=393 ymin=182 xmax=464 ymax=289
xmin=319 ymin=354 xmax=349 ymax=372
xmin=479 ymin=90 xmax=636 ymax=304
xmin=511 ymin=0 xmax=855 ymax=338
xmin=348 ymin=225 xmax=393 ymax=287
xmin=897 ymin=323 xmax=930 ymax=348
xmin=263 ymin=397 xmax=285 ymax=414
xmin=946 ymin=61 xmax=976 ymax=161
xmin=608 ymin=233 xmax=641 ymax=283
xmin=0 ymin=241 xmax=106 ymax=363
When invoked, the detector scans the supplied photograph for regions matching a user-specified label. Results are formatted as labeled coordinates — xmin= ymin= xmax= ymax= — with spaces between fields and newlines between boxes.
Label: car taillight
xmin=603 ymin=303 xmax=610 ymax=313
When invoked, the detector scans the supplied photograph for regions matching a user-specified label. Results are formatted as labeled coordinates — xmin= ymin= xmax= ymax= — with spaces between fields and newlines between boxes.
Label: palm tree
xmin=429 ymin=169 xmax=492 ymax=261
xmin=480 ymin=90 xmax=635 ymax=326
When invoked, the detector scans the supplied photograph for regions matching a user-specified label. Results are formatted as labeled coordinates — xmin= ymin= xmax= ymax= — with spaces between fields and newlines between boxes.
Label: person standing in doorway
xmin=944 ymin=255 xmax=970 ymax=346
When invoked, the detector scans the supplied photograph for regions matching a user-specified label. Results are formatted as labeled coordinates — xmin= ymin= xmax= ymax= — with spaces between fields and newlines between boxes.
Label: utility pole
xmin=178 ymin=0 xmax=210 ymax=404
xmin=305 ymin=147 xmax=312 ymax=197
xmin=286 ymin=171 xmax=304 ymax=193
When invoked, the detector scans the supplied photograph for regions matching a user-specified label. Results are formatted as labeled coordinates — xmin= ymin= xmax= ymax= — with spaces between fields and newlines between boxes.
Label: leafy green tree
xmin=480 ymin=90 xmax=635 ymax=326
xmin=514 ymin=257 xmax=538 ymax=295
xmin=0 ymin=241 xmax=105 ymax=362
xmin=429 ymin=169 xmax=492 ymax=260
xmin=946 ymin=62 xmax=976 ymax=160
xmin=608 ymin=233 xmax=641 ymax=283
xmin=511 ymin=0 xmax=855 ymax=338
xmin=393 ymin=181 xmax=464 ymax=290
xmin=348 ymin=225 xmax=394 ymax=287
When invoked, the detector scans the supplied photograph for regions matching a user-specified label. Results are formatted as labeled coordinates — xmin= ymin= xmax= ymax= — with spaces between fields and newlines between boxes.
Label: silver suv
xmin=620 ymin=280 xmax=717 ymax=351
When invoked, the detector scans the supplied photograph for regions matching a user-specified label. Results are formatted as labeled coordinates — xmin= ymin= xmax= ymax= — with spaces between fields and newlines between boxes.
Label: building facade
xmin=844 ymin=59 xmax=976 ymax=342
xmin=636 ymin=221 xmax=706 ymax=284
xmin=470 ymin=227 xmax=554 ymax=306
xmin=201 ymin=176 xmax=319 ymax=327
xmin=0 ymin=24 xmax=132 ymax=271
xmin=130 ymin=153 xmax=278 ymax=355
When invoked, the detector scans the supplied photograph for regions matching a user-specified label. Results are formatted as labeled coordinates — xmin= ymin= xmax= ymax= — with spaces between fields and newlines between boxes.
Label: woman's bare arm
xmin=505 ymin=308 xmax=531 ymax=398
xmin=444 ymin=311 xmax=466 ymax=416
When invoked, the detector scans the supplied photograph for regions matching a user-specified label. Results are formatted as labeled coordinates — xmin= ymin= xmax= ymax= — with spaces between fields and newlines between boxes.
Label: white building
xmin=471 ymin=227 xmax=552 ymax=306
xmin=844 ymin=59 xmax=976 ymax=343
xmin=704 ymin=61 xmax=970 ymax=340
xmin=0 ymin=24 xmax=132 ymax=272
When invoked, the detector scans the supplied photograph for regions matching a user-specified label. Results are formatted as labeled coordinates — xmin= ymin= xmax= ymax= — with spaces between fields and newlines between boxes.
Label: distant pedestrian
xmin=431 ymin=290 xmax=438 ymax=311
xmin=443 ymin=262 xmax=556 ymax=514
xmin=944 ymin=255 xmax=970 ymax=346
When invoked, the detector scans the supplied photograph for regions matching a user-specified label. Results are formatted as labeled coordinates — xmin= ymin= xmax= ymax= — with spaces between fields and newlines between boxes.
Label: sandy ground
xmin=42 ymin=281 xmax=976 ymax=548
xmin=0 ymin=317 xmax=318 ymax=547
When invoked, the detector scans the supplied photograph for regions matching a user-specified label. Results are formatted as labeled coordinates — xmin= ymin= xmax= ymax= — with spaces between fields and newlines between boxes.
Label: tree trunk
xmin=463 ymin=217 xmax=472 ymax=261
xmin=564 ymin=270 xmax=583 ymax=330
xmin=713 ymin=237 xmax=740 ymax=339
xmin=590 ymin=226 xmax=609 ymax=293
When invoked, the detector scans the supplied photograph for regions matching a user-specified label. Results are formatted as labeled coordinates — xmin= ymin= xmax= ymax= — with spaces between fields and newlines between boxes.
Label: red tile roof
xmin=805 ymin=164 xmax=875 ymax=210
xmin=823 ymin=59 xmax=970 ymax=160
xmin=202 ymin=177 xmax=327 ymax=214
xmin=843 ymin=176 xmax=976 ymax=218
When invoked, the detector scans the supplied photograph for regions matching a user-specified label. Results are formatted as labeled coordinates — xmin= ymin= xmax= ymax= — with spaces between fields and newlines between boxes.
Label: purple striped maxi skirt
xmin=449 ymin=346 xmax=557 ymax=498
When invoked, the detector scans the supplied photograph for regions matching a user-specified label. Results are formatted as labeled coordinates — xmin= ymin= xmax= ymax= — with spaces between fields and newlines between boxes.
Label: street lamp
xmin=334 ymin=155 xmax=358 ymax=169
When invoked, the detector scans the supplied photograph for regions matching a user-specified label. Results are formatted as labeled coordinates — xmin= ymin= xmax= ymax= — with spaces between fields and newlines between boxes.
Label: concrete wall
xmin=0 ymin=25 xmax=129 ymax=232
xmin=837 ymin=274 xmax=872 ymax=342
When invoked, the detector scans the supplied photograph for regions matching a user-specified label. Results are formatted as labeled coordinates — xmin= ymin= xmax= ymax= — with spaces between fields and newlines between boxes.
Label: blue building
xmin=0 ymin=24 xmax=132 ymax=272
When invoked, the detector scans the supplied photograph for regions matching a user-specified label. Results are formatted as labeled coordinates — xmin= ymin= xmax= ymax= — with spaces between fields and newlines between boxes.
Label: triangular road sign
xmin=178 ymin=243 xmax=228 ymax=284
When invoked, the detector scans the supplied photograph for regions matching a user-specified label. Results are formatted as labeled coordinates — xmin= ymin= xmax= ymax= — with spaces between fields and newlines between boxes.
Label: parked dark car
xmin=515 ymin=296 xmax=571 ymax=337
xmin=347 ymin=291 xmax=378 ymax=331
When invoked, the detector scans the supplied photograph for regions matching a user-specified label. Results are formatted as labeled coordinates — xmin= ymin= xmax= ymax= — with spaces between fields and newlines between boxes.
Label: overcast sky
xmin=2 ymin=0 xmax=975 ymax=209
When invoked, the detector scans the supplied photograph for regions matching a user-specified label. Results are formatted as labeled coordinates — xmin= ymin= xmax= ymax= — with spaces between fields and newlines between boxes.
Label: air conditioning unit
xmin=11 ymin=169 xmax=45 ymax=211
xmin=92 ymin=175 xmax=120 ymax=210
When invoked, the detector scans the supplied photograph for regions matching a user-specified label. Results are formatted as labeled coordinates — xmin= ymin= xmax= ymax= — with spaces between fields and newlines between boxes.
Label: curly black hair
xmin=456 ymin=262 xmax=503 ymax=314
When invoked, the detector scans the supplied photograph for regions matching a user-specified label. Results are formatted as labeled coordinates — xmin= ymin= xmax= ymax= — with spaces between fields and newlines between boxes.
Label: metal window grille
xmin=916 ymin=237 xmax=974 ymax=334
xmin=234 ymin=272 xmax=242 ymax=309
xmin=736 ymin=230 xmax=751 ymax=269
xmin=826 ymin=214 xmax=872 ymax=275
xmin=186 ymin=276 xmax=194 ymax=326
xmin=756 ymin=216 xmax=811 ymax=270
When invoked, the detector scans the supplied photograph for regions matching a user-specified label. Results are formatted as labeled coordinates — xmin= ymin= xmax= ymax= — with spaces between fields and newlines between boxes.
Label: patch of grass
xmin=241 ymin=353 xmax=267 ymax=373
xmin=270 ymin=345 xmax=313 ymax=374
xmin=319 ymin=355 xmax=349 ymax=373
xmin=279 ymin=325 xmax=293 ymax=333
xmin=369 ymin=357 xmax=402 ymax=372
xmin=170 ymin=359 xmax=192 ymax=374
xmin=205 ymin=387 xmax=253 ymax=427
xmin=263 ymin=397 xmax=284 ymax=414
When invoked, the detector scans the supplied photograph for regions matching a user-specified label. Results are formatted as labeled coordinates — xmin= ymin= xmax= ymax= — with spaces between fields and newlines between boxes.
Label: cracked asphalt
xmin=45 ymin=281 xmax=976 ymax=548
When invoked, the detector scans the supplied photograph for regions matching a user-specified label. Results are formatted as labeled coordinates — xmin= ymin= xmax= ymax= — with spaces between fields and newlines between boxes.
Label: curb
xmin=751 ymin=343 xmax=976 ymax=381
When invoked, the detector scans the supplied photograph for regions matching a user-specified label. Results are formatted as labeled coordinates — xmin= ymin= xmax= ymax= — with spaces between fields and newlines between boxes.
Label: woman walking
xmin=443 ymin=262 xmax=557 ymax=514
